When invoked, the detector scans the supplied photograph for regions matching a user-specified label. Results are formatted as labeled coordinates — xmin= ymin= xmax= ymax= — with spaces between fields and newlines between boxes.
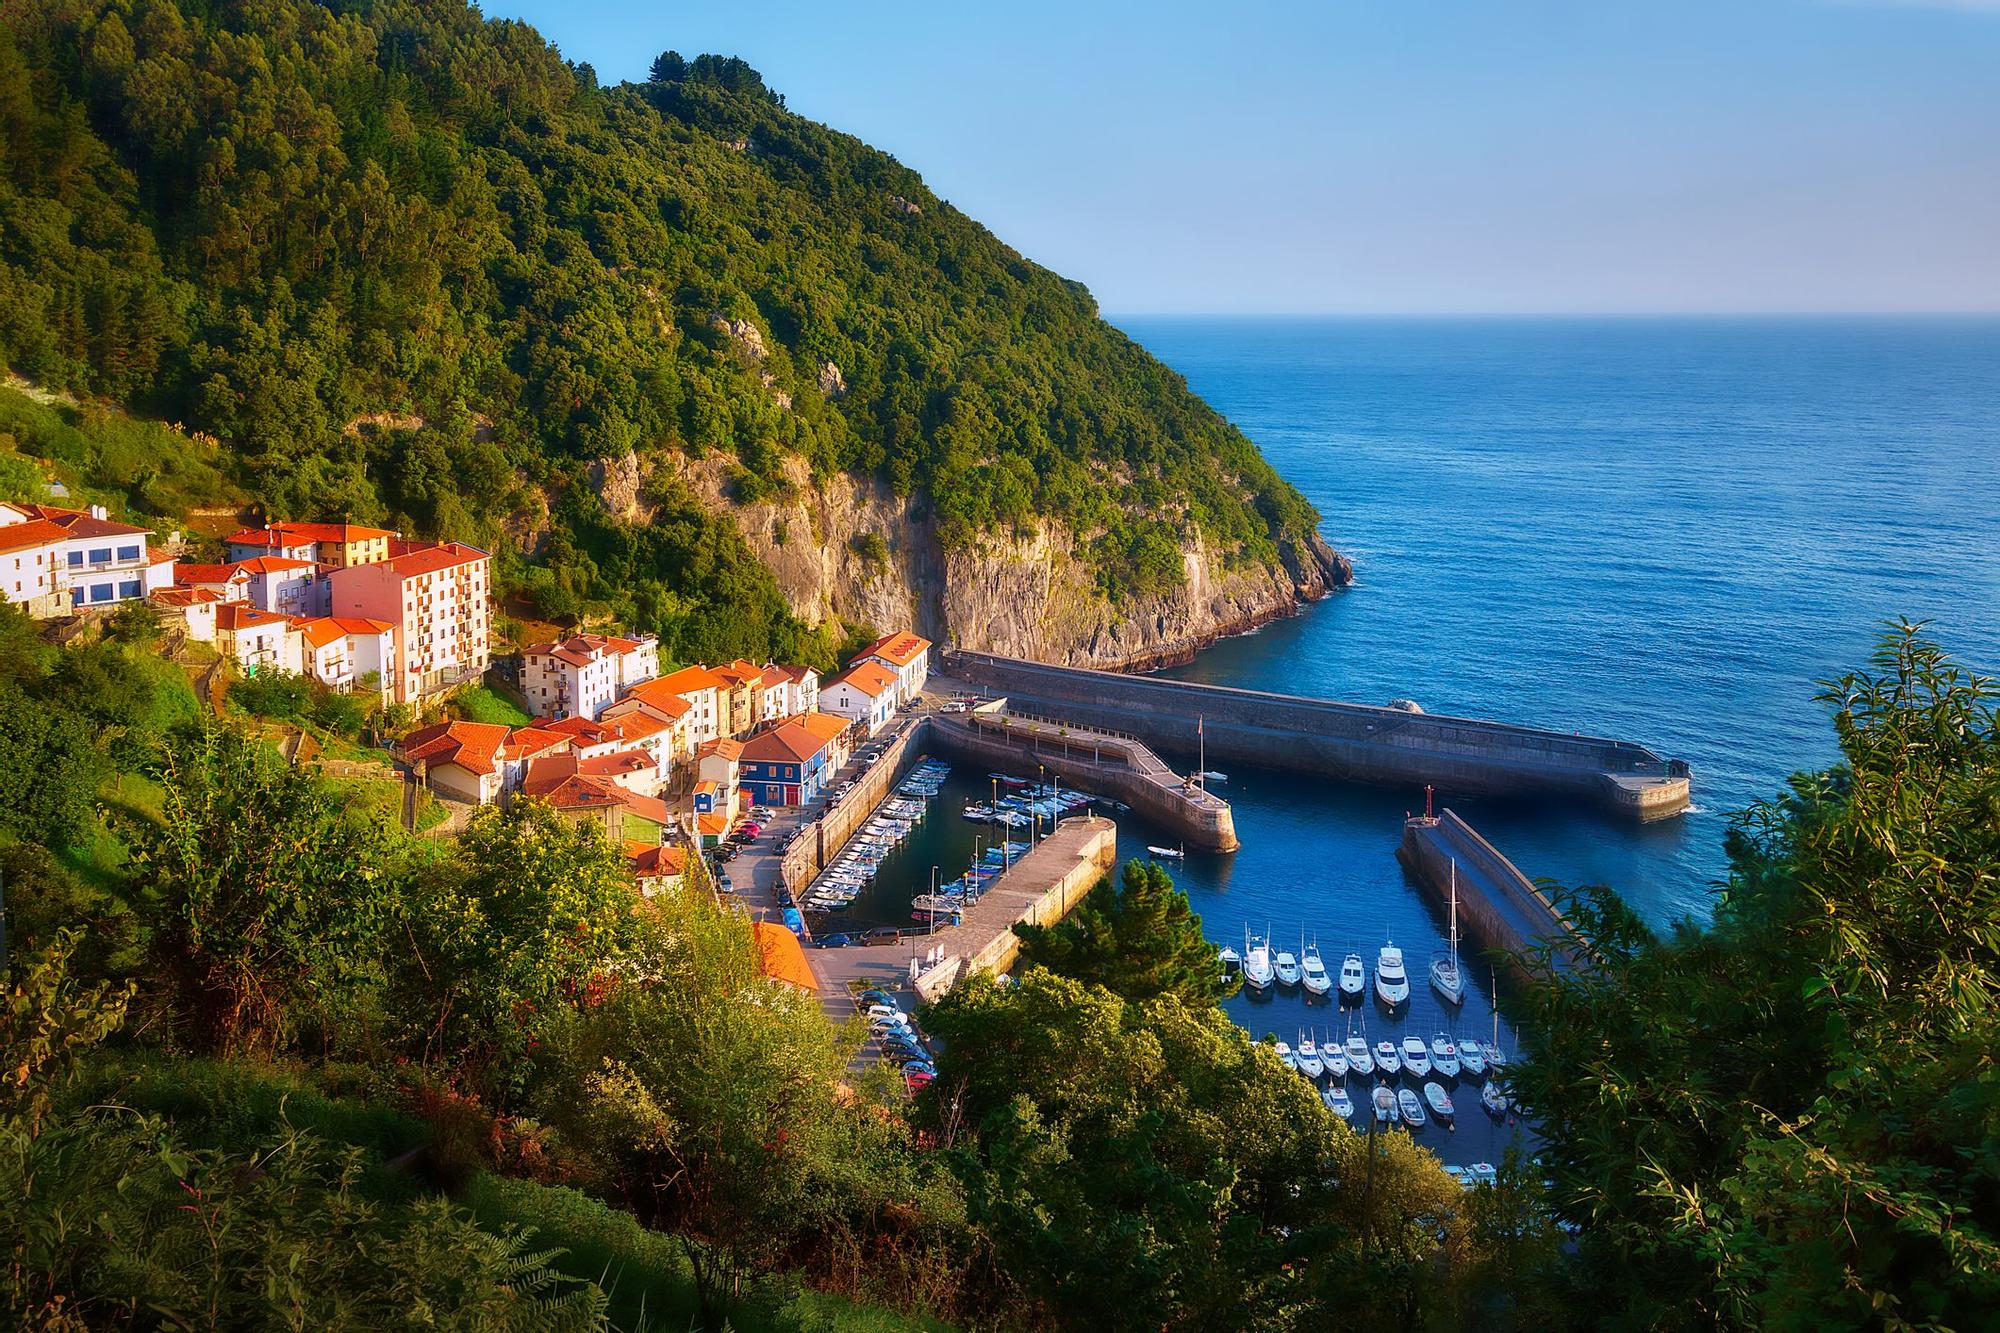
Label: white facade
xmin=821 ymin=671 xmax=897 ymax=736
xmin=522 ymin=633 xmax=660 ymax=721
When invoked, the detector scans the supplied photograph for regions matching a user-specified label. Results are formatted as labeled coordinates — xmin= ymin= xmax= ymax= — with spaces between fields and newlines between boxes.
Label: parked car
xmin=863 ymin=926 xmax=902 ymax=945
xmin=860 ymin=989 xmax=898 ymax=1008
xmin=818 ymin=933 xmax=852 ymax=949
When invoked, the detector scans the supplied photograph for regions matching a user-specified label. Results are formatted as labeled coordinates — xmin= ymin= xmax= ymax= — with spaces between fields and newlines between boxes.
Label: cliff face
xmin=669 ymin=457 xmax=1351 ymax=670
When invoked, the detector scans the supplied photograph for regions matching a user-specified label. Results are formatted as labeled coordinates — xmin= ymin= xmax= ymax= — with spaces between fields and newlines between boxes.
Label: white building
xmin=294 ymin=616 xmax=398 ymax=701
xmin=821 ymin=661 xmax=899 ymax=736
xmin=521 ymin=632 xmax=661 ymax=721
xmin=853 ymin=630 xmax=931 ymax=707
xmin=0 ymin=502 xmax=171 ymax=614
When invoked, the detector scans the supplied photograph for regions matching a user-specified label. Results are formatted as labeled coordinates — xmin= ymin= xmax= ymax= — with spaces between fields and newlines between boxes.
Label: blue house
xmin=737 ymin=713 xmax=848 ymax=807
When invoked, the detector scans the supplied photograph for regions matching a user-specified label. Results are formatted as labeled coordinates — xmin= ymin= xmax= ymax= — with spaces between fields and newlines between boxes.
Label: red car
xmin=903 ymin=1068 xmax=935 ymax=1093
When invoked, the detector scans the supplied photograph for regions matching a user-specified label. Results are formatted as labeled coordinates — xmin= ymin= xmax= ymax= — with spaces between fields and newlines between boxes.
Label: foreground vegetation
xmin=5 ymin=607 xmax=1996 ymax=1328
xmin=0 ymin=0 xmax=1329 ymax=660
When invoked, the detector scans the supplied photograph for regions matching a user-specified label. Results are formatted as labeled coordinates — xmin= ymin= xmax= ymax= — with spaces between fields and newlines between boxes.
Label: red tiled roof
xmin=16 ymin=504 xmax=151 ymax=540
xmin=0 ymin=519 xmax=68 ymax=554
xmin=621 ymin=679 xmax=697 ymax=716
xmin=576 ymin=749 xmax=655 ymax=779
xmin=753 ymin=921 xmax=817 ymax=991
xmin=400 ymin=720 xmax=510 ymax=776
xmin=656 ymin=664 xmax=725 ymax=695
xmin=857 ymin=630 xmax=930 ymax=669
xmin=148 ymin=587 xmax=224 ymax=608
xmin=498 ymin=725 xmax=572 ymax=762
xmin=382 ymin=541 xmax=488 ymax=578
xmin=626 ymin=843 xmax=687 ymax=879
xmin=695 ymin=737 xmax=743 ymax=761
xmin=794 ymin=710 xmax=850 ymax=743
xmin=232 ymin=555 xmax=317 ymax=575
xmin=524 ymin=631 xmax=646 ymax=667
xmin=215 ymin=603 xmax=291 ymax=632
xmin=290 ymin=616 xmax=391 ymax=649
xmin=175 ymin=563 xmax=252 ymax=586
xmin=739 ymin=718 xmax=833 ymax=765
xmin=829 ymin=662 xmax=899 ymax=699
xmin=225 ymin=521 xmax=394 ymax=547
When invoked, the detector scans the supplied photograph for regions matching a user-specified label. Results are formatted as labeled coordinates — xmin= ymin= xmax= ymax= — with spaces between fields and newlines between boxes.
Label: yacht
xmin=1273 ymin=1039 xmax=1296 ymax=1072
xmin=1375 ymin=1039 xmax=1401 ymax=1077
xmin=1430 ymin=863 xmax=1467 ymax=1006
xmin=1481 ymin=1081 xmax=1509 ymax=1118
xmin=1459 ymin=1041 xmax=1487 ymax=1078
xmin=1375 ymin=941 xmax=1410 ymax=1007
xmin=1273 ymin=947 xmax=1303 ymax=988
xmin=1372 ymin=1084 xmax=1396 ymax=1124
xmin=1423 ymin=1082 xmax=1455 ymax=1121
xmin=1323 ymin=1086 xmax=1354 ymax=1121
xmin=1323 ymin=1038 xmax=1348 ymax=1079
xmin=1483 ymin=1040 xmax=1508 ymax=1070
xmin=1338 ymin=951 xmax=1367 ymax=1000
xmin=1300 ymin=939 xmax=1333 ymax=997
xmin=1346 ymin=1032 xmax=1375 ymax=1077
xmin=1295 ymin=1032 xmax=1324 ymax=1079
xmin=1242 ymin=930 xmax=1275 ymax=992
xmin=1430 ymin=1035 xmax=1462 ymax=1079
xmin=1401 ymin=1036 xmax=1432 ymax=1079
xmin=1397 ymin=1087 xmax=1426 ymax=1128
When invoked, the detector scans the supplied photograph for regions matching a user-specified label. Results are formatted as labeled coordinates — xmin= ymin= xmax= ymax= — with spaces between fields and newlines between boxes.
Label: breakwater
xmin=780 ymin=718 xmax=928 ymax=897
xmin=1397 ymin=808 xmax=1584 ymax=985
xmin=946 ymin=651 xmax=1691 ymax=822
xmin=925 ymin=705 xmax=1238 ymax=851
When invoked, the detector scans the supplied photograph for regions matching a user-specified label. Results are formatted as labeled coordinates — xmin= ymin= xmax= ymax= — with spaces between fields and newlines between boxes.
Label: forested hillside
xmin=0 ymin=0 xmax=1334 ymax=664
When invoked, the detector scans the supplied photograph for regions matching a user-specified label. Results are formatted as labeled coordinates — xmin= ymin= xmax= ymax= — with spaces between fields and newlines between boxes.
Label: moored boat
xmin=1147 ymin=844 xmax=1185 ymax=860
xmin=1372 ymin=1085 xmax=1396 ymax=1123
xmin=1242 ymin=929 xmax=1275 ymax=992
xmin=1338 ymin=951 xmax=1366 ymax=1000
xmin=1324 ymin=1086 xmax=1354 ymax=1121
xmin=1375 ymin=1039 xmax=1401 ymax=1077
xmin=1273 ymin=1040 xmax=1296 ymax=1072
xmin=1301 ymin=939 xmax=1333 ymax=997
xmin=1274 ymin=948 xmax=1302 ymax=988
xmin=1323 ymin=1039 xmax=1348 ymax=1079
xmin=1346 ymin=1033 xmax=1375 ymax=1077
xmin=1218 ymin=945 xmax=1241 ymax=974
xmin=1481 ymin=1080 xmax=1509 ymax=1118
xmin=1375 ymin=941 xmax=1410 ymax=1007
xmin=1397 ymin=1087 xmax=1426 ymax=1128
xmin=1401 ymin=1036 xmax=1431 ymax=1078
xmin=1295 ymin=1032 xmax=1324 ymax=1079
xmin=1459 ymin=1041 xmax=1487 ymax=1078
xmin=1430 ymin=862 xmax=1467 ymax=1006
xmin=1423 ymin=1081 xmax=1455 ymax=1120
xmin=1431 ymin=1035 xmax=1461 ymax=1078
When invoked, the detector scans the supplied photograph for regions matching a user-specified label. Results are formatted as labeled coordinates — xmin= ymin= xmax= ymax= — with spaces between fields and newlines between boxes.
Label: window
xmin=67 ymin=551 xmax=82 ymax=568
xmin=118 ymin=580 xmax=142 ymax=598
xmin=89 ymin=584 xmax=112 ymax=602
xmin=117 ymin=544 xmax=140 ymax=561
xmin=89 ymin=548 xmax=112 ymax=564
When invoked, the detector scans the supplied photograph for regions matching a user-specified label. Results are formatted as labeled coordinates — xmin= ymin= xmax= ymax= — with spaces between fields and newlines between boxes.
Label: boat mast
xmin=1449 ymin=861 xmax=1459 ymax=974
xmin=1198 ymin=713 xmax=1205 ymax=788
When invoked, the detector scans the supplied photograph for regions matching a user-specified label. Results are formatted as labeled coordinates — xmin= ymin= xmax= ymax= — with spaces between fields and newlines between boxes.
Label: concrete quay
xmin=945 ymin=651 xmax=1691 ymax=823
xmin=805 ymin=815 xmax=1119 ymax=1009
xmin=1397 ymin=808 xmax=1585 ymax=986
xmin=926 ymin=704 xmax=1239 ymax=852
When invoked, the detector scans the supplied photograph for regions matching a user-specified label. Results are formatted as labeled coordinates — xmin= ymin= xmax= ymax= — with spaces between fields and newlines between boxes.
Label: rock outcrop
xmin=677 ymin=456 xmax=1351 ymax=670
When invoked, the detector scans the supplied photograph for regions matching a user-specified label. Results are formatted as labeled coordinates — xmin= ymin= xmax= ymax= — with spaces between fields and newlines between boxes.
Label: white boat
xmin=1300 ymin=939 xmax=1333 ymax=997
xmin=1481 ymin=1081 xmax=1509 ymax=1118
xmin=1195 ymin=769 xmax=1228 ymax=783
xmin=1431 ymin=1035 xmax=1461 ymax=1079
xmin=1375 ymin=941 xmax=1410 ymax=1007
xmin=1483 ymin=1040 xmax=1508 ymax=1070
xmin=1218 ymin=945 xmax=1241 ymax=973
xmin=1397 ymin=1087 xmax=1426 ymax=1128
xmin=1423 ymin=1082 xmax=1455 ymax=1120
xmin=1323 ymin=1041 xmax=1348 ymax=1079
xmin=1431 ymin=863 xmax=1466 ymax=1006
xmin=1242 ymin=929 xmax=1275 ymax=992
xmin=1147 ymin=844 xmax=1185 ymax=860
xmin=1273 ymin=1039 xmax=1296 ymax=1071
xmin=1401 ymin=1036 xmax=1431 ymax=1078
xmin=1372 ymin=1084 xmax=1396 ymax=1123
xmin=1345 ymin=1033 xmax=1375 ymax=1077
xmin=1295 ymin=1032 xmax=1324 ymax=1079
xmin=1324 ymin=1086 xmax=1354 ymax=1121
xmin=1274 ymin=948 xmax=1302 ymax=988
xmin=1375 ymin=1039 xmax=1401 ymax=1077
xmin=1468 ymin=1162 xmax=1499 ymax=1187
xmin=1459 ymin=1041 xmax=1487 ymax=1078
xmin=1338 ymin=951 xmax=1366 ymax=999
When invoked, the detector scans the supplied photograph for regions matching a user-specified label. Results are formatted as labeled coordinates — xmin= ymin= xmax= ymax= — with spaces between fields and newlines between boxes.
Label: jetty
xmin=1397 ymin=807 xmax=1585 ymax=984
xmin=926 ymin=702 xmax=1238 ymax=851
xmin=945 ymin=651 xmax=1691 ymax=822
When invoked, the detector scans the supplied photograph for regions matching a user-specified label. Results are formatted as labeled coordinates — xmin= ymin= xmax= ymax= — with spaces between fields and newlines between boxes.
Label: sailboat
xmin=1481 ymin=964 xmax=1509 ymax=1068
xmin=1430 ymin=862 xmax=1466 ymax=1005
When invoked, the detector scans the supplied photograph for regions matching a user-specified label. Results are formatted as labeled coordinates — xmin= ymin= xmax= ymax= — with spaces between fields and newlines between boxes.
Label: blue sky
xmin=485 ymin=1 xmax=2000 ymax=315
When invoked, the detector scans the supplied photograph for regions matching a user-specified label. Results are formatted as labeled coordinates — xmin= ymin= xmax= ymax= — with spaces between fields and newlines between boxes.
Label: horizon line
xmin=1104 ymin=309 xmax=2000 ymax=321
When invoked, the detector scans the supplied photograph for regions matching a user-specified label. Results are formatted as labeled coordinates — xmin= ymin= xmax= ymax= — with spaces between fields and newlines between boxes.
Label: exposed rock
xmin=710 ymin=314 xmax=768 ymax=361
xmin=342 ymin=411 xmax=426 ymax=437
xmin=588 ymin=450 xmax=650 ymax=524
xmin=888 ymin=194 xmax=922 ymax=216
xmin=818 ymin=360 xmax=846 ymax=398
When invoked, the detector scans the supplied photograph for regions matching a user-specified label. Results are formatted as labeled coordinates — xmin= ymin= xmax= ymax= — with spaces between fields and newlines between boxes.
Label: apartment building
xmin=328 ymin=540 xmax=492 ymax=706
xmin=854 ymin=630 xmax=932 ymax=706
xmin=822 ymin=661 xmax=900 ymax=736
xmin=224 ymin=520 xmax=394 ymax=569
xmin=521 ymin=632 xmax=661 ymax=721
xmin=0 ymin=502 xmax=172 ymax=613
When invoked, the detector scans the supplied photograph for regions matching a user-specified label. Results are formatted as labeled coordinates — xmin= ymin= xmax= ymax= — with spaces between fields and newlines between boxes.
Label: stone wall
xmin=780 ymin=719 xmax=929 ymax=896
xmin=1397 ymin=808 xmax=1585 ymax=986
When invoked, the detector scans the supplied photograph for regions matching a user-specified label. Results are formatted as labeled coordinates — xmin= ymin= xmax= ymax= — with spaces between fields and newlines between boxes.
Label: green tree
xmin=1510 ymin=622 xmax=2000 ymax=1329
xmin=132 ymin=722 xmax=393 ymax=1054
xmin=1014 ymin=857 xmax=1237 ymax=1004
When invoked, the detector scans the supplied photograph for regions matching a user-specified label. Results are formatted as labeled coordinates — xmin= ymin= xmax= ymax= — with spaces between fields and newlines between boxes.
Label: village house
xmin=224 ymin=520 xmax=394 ymax=569
xmin=536 ymin=712 xmax=676 ymax=790
xmin=0 ymin=501 xmax=172 ymax=614
xmin=822 ymin=661 xmax=900 ymax=736
xmin=520 ymin=631 xmax=660 ymax=721
xmin=397 ymin=720 xmax=570 ymax=805
xmin=172 ymin=562 xmax=253 ymax=604
xmin=293 ymin=617 xmax=398 ymax=702
xmin=329 ymin=539 xmax=492 ymax=706
xmin=626 ymin=843 xmax=688 ymax=896
xmin=232 ymin=555 xmax=325 ymax=618
xmin=690 ymin=737 xmax=745 ymax=844
xmin=147 ymin=586 xmax=225 ymax=643
xmin=766 ymin=663 xmax=821 ymax=717
xmin=519 ymin=751 xmax=674 ymax=842
xmin=853 ymin=630 xmax=931 ymax=706
xmin=600 ymin=684 xmax=697 ymax=762
xmin=737 ymin=711 xmax=851 ymax=807
xmin=214 ymin=603 xmax=303 ymax=678
xmin=635 ymin=667 xmax=726 ymax=745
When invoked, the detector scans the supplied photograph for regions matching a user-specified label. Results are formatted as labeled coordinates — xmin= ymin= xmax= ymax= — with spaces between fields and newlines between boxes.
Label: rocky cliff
xmin=664 ymin=456 xmax=1351 ymax=670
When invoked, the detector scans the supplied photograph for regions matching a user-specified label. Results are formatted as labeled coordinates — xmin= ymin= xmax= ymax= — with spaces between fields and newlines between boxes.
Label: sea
xmin=860 ymin=317 xmax=2000 ymax=1163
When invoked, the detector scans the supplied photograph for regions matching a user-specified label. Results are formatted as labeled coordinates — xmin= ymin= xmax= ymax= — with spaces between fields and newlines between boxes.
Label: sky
xmin=484 ymin=1 xmax=2000 ymax=315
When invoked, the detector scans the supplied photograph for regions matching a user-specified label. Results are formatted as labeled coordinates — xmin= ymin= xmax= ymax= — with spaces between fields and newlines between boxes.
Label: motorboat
xmin=1324 ymin=1086 xmax=1354 ymax=1121
xmin=1273 ymin=1040 xmax=1296 ymax=1072
xmin=1218 ymin=945 xmax=1241 ymax=974
xmin=1481 ymin=1081 xmax=1509 ymax=1118
xmin=1431 ymin=864 xmax=1467 ymax=1006
xmin=1459 ymin=1041 xmax=1487 ymax=1078
xmin=1397 ymin=1087 xmax=1426 ymax=1128
xmin=1295 ymin=1032 xmax=1324 ymax=1079
xmin=1274 ymin=948 xmax=1303 ymax=988
xmin=1375 ymin=1039 xmax=1401 ymax=1077
xmin=1323 ymin=1041 xmax=1348 ymax=1079
xmin=1372 ymin=1085 xmax=1396 ymax=1123
xmin=1401 ymin=1036 xmax=1431 ymax=1078
xmin=1483 ymin=1040 xmax=1508 ymax=1070
xmin=1242 ymin=930 xmax=1275 ymax=992
xmin=1468 ymin=1162 xmax=1499 ymax=1187
xmin=1195 ymin=769 xmax=1229 ymax=784
xmin=1431 ymin=1035 xmax=1462 ymax=1079
xmin=1147 ymin=844 xmax=1185 ymax=861
xmin=1338 ymin=951 xmax=1366 ymax=1000
xmin=1375 ymin=941 xmax=1410 ymax=1007
xmin=1346 ymin=1033 xmax=1375 ymax=1077
xmin=1423 ymin=1082 xmax=1455 ymax=1121
xmin=1300 ymin=940 xmax=1333 ymax=997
